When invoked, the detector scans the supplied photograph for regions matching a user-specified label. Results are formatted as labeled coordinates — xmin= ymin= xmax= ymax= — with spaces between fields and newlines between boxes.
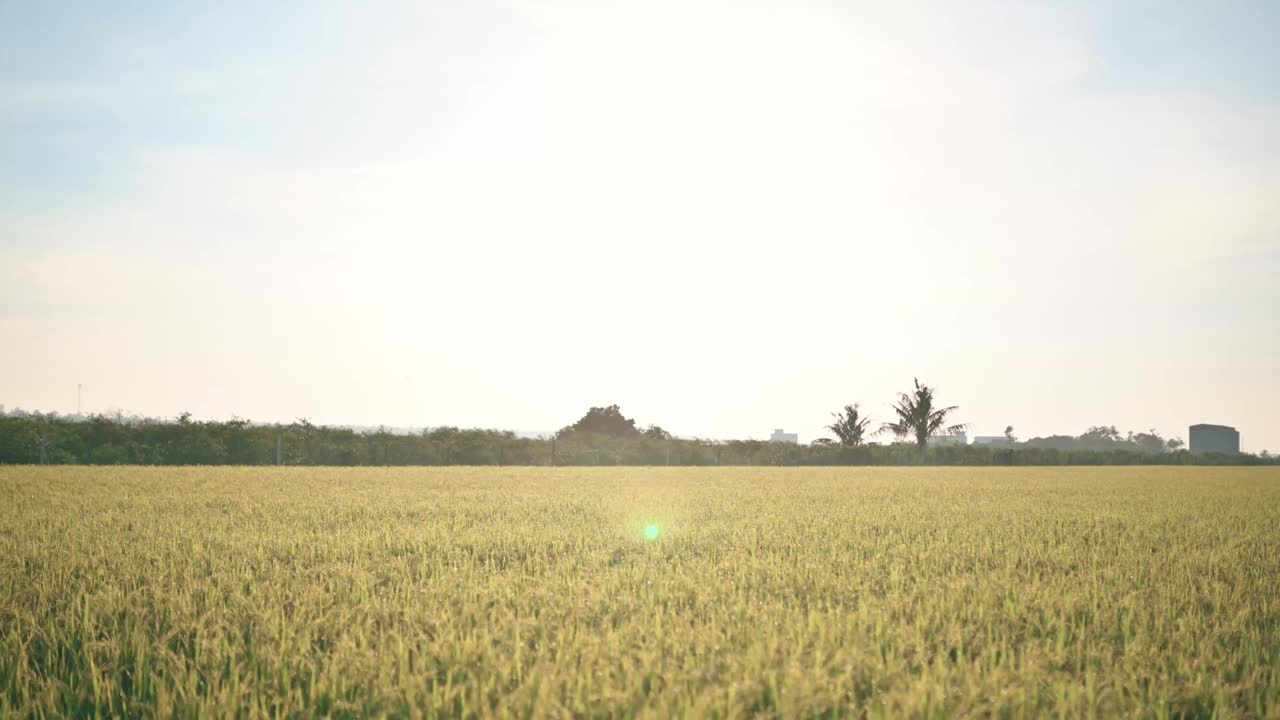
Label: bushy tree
xmin=560 ymin=405 xmax=639 ymax=437
xmin=1078 ymin=426 xmax=1123 ymax=445
xmin=1130 ymin=429 xmax=1167 ymax=454
xmin=643 ymin=425 xmax=672 ymax=440
xmin=879 ymin=378 xmax=965 ymax=450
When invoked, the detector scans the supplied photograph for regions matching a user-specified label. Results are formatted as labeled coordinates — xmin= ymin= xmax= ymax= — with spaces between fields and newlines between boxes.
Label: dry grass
xmin=2 ymin=466 xmax=1279 ymax=718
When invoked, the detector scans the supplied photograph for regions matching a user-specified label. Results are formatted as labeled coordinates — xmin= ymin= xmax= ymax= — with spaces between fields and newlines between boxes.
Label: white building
xmin=973 ymin=436 xmax=1012 ymax=445
xmin=769 ymin=429 xmax=799 ymax=444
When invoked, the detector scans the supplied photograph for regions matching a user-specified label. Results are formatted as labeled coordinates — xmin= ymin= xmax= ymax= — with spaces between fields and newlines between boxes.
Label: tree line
xmin=0 ymin=386 xmax=1271 ymax=467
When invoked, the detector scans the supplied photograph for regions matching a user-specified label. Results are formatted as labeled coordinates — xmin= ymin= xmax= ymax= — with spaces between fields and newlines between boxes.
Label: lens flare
xmin=644 ymin=524 xmax=660 ymax=541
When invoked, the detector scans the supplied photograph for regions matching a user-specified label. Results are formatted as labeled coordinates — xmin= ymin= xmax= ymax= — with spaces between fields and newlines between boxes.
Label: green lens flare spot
xmin=644 ymin=524 xmax=661 ymax=541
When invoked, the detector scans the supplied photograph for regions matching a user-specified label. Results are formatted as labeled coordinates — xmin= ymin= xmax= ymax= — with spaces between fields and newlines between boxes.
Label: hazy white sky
xmin=3 ymin=1 xmax=1278 ymax=450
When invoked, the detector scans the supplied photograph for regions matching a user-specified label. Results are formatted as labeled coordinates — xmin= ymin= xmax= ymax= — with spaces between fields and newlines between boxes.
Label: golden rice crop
xmin=2 ymin=466 xmax=1278 ymax=718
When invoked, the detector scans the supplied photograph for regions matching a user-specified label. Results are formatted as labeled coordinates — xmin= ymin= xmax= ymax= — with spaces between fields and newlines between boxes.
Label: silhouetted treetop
xmin=828 ymin=404 xmax=871 ymax=446
xmin=643 ymin=425 xmax=673 ymax=440
xmin=879 ymin=378 xmax=965 ymax=450
xmin=1079 ymin=425 xmax=1123 ymax=444
xmin=560 ymin=405 xmax=640 ymax=438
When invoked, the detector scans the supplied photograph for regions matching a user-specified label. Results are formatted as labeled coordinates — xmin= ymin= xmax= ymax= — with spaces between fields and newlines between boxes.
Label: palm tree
xmin=879 ymin=378 xmax=966 ymax=450
xmin=827 ymin=404 xmax=871 ymax=446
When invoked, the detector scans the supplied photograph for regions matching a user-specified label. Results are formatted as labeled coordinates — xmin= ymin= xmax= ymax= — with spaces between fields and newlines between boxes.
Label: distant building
xmin=927 ymin=432 xmax=968 ymax=447
xmin=973 ymin=436 xmax=1012 ymax=445
xmin=769 ymin=429 xmax=799 ymax=444
xmin=1189 ymin=424 xmax=1239 ymax=455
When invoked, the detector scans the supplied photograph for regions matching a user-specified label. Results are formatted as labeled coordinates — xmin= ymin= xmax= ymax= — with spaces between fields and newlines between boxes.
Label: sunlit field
xmin=2 ymin=467 xmax=1278 ymax=718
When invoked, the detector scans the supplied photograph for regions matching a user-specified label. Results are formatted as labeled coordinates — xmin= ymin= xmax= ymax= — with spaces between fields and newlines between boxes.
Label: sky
xmin=2 ymin=1 xmax=1278 ymax=450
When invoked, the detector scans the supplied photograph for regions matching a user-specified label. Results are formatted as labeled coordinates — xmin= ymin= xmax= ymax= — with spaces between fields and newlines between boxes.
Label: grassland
xmin=2 ymin=466 xmax=1278 ymax=718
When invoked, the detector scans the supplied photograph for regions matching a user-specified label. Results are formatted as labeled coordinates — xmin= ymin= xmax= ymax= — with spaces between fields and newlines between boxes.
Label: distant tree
xmin=643 ymin=424 xmax=672 ymax=440
xmin=1004 ymin=425 xmax=1016 ymax=442
xmin=827 ymin=404 xmax=872 ymax=446
xmin=810 ymin=438 xmax=835 ymax=446
xmin=1023 ymin=434 xmax=1076 ymax=450
xmin=878 ymin=378 xmax=966 ymax=450
xmin=1079 ymin=425 xmax=1123 ymax=444
xmin=425 ymin=425 xmax=459 ymax=440
xmin=560 ymin=405 xmax=640 ymax=438
xmin=1131 ymin=429 xmax=1166 ymax=454
xmin=1165 ymin=437 xmax=1185 ymax=452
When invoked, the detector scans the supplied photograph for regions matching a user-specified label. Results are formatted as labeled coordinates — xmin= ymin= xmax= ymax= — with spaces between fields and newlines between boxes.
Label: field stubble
xmin=1 ymin=466 xmax=1278 ymax=718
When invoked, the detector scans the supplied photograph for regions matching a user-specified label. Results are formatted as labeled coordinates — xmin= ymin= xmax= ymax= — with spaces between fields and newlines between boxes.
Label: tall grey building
xmin=1189 ymin=424 xmax=1239 ymax=455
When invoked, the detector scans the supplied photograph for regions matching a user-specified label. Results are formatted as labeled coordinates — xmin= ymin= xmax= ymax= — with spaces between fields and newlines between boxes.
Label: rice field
xmin=2 ymin=466 xmax=1279 ymax=718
